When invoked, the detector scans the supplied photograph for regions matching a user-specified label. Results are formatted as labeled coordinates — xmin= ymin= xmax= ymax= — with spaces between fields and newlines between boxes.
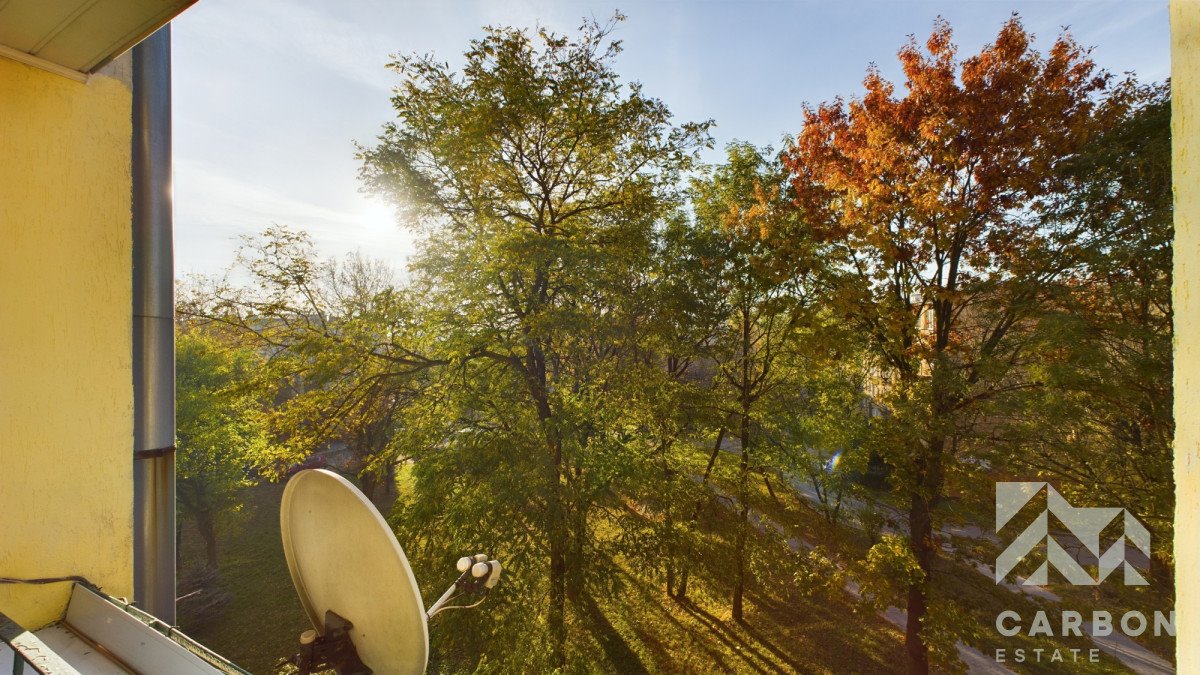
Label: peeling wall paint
xmin=0 ymin=54 xmax=134 ymax=629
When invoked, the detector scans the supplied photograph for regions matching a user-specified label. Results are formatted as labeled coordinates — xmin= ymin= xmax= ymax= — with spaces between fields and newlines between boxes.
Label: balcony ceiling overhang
xmin=0 ymin=0 xmax=196 ymax=81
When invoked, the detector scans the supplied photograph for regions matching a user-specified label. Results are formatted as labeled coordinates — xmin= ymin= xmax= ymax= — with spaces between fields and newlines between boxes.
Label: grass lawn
xmin=178 ymin=466 xmax=1171 ymax=674
xmin=730 ymin=471 xmax=1171 ymax=673
xmin=570 ymin=503 xmax=909 ymax=674
xmin=179 ymin=479 xmax=907 ymax=673
xmin=179 ymin=482 xmax=310 ymax=674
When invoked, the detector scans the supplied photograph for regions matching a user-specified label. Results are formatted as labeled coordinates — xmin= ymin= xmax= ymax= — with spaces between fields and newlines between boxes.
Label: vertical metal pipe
xmin=132 ymin=26 xmax=176 ymax=624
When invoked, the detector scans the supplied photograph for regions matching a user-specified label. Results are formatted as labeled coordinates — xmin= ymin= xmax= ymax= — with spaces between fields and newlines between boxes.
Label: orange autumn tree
xmin=782 ymin=17 xmax=1108 ymax=673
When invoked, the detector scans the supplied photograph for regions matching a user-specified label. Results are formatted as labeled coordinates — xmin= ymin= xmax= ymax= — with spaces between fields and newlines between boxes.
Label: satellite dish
xmin=281 ymin=469 xmax=428 ymax=674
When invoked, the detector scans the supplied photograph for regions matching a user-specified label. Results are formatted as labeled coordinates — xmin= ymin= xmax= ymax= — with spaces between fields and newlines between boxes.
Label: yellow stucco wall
xmin=1175 ymin=0 xmax=1200 ymax=670
xmin=0 ymin=55 xmax=134 ymax=629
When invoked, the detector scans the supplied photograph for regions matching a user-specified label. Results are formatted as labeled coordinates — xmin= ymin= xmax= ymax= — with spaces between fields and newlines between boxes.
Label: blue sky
xmin=171 ymin=0 xmax=1169 ymax=276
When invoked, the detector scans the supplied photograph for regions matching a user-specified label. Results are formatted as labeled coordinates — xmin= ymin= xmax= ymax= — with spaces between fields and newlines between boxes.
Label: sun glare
xmin=360 ymin=197 xmax=398 ymax=233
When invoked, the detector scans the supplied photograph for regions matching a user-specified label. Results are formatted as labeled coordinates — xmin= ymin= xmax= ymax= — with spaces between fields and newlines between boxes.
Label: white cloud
xmin=174 ymin=158 xmax=415 ymax=276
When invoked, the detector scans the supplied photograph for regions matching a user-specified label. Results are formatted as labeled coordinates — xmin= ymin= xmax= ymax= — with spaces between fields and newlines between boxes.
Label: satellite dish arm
xmin=427 ymin=554 xmax=502 ymax=619
xmin=426 ymin=584 xmax=459 ymax=618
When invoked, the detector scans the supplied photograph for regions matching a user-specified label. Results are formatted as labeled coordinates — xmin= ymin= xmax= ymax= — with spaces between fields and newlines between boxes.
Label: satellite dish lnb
xmin=280 ymin=469 xmax=502 ymax=675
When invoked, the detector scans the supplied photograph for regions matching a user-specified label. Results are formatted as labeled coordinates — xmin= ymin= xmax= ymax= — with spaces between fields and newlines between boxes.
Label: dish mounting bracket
xmin=291 ymin=609 xmax=372 ymax=675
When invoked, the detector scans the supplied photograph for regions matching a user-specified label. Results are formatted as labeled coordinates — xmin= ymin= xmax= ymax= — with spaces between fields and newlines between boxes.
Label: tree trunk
xmin=762 ymin=472 xmax=779 ymax=504
xmin=905 ymin=430 xmax=946 ymax=675
xmin=549 ymin=503 xmax=567 ymax=668
xmin=905 ymin=489 xmax=933 ymax=674
xmin=385 ymin=461 xmax=397 ymax=501
xmin=567 ymin=494 xmax=586 ymax=601
xmin=360 ymin=469 xmax=378 ymax=503
xmin=545 ymin=432 xmax=567 ymax=669
xmin=527 ymin=340 xmax=567 ymax=669
xmin=664 ymin=494 xmax=676 ymax=597
xmin=732 ymin=306 xmax=752 ymax=623
xmin=732 ymin=408 xmax=750 ymax=623
xmin=1151 ymin=550 xmax=1174 ymax=589
xmin=904 ymin=338 xmax=953 ymax=674
xmin=196 ymin=510 xmax=219 ymax=571
xmin=677 ymin=426 xmax=726 ymax=600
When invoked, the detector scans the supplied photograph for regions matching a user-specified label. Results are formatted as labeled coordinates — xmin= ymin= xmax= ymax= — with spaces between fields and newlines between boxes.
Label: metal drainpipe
xmin=132 ymin=25 xmax=176 ymax=625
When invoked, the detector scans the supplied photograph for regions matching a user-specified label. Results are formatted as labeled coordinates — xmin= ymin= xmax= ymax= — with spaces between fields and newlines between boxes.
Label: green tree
xmin=641 ymin=209 xmax=738 ymax=603
xmin=1000 ymin=82 xmax=1174 ymax=576
xmin=358 ymin=15 xmax=710 ymax=668
xmin=175 ymin=326 xmax=272 ymax=569
xmin=771 ymin=350 xmax=874 ymax=528
xmin=181 ymin=229 xmax=431 ymax=506
xmin=689 ymin=142 xmax=819 ymax=621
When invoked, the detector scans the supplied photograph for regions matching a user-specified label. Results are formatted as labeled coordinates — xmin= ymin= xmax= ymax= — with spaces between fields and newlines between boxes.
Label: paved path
xmin=703 ymin=451 xmax=1173 ymax=674
xmin=841 ymin=580 xmax=1012 ymax=674
xmin=702 ymin=479 xmax=1012 ymax=673
xmin=784 ymin=472 xmax=1172 ymax=673
xmin=1084 ymin=624 xmax=1174 ymax=675
xmin=790 ymin=476 xmax=1062 ymax=602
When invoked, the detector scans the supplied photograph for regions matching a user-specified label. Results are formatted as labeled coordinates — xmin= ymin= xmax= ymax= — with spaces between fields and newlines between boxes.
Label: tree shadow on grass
xmin=617 ymin=570 xmax=737 ymax=673
xmin=674 ymin=598 xmax=781 ymax=674
xmin=578 ymin=592 xmax=650 ymax=675
xmin=737 ymin=609 xmax=805 ymax=672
